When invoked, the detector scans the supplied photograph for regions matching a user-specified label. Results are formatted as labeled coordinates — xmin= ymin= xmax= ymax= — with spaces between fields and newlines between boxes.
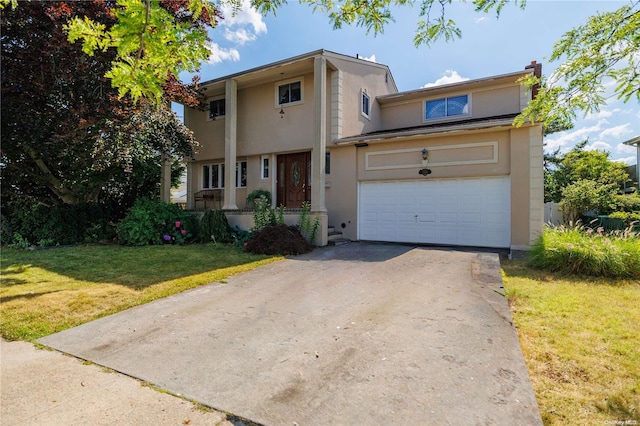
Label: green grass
xmin=502 ymin=259 xmax=640 ymax=425
xmin=0 ymin=244 xmax=281 ymax=341
xmin=529 ymin=224 xmax=640 ymax=278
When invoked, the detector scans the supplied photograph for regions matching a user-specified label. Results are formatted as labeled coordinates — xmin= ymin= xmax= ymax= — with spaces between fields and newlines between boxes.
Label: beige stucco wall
xmin=326 ymin=125 xmax=543 ymax=248
xmin=327 ymin=57 xmax=396 ymax=138
xmin=380 ymin=85 xmax=521 ymax=131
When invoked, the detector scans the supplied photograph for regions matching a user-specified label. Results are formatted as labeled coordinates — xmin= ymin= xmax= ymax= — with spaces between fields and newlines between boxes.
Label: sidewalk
xmin=0 ymin=339 xmax=233 ymax=426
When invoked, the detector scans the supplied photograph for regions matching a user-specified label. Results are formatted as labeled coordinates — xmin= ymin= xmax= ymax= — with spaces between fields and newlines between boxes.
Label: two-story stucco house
xmin=183 ymin=49 xmax=543 ymax=251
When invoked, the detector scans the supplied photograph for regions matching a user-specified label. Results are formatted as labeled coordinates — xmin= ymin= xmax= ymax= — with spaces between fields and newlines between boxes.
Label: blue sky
xmin=178 ymin=0 xmax=639 ymax=164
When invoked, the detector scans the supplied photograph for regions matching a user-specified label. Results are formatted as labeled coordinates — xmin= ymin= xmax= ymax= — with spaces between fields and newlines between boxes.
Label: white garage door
xmin=358 ymin=177 xmax=510 ymax=248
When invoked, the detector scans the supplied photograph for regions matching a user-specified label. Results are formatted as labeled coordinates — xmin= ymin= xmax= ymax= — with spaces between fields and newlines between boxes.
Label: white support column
xmin=312 ymin=56 xmax=327 ymax=213
xmin=223 ymin=78 xmax=238 ymax=210
xmin=160 ymin=152 xmax=171 ymax=203
xmin=312 ymin=55 xmax=328 ymax=246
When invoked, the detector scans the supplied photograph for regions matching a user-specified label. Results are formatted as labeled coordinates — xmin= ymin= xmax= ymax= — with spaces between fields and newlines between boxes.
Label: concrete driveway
xmin=38 ymin=243 xmax=542 ymax=425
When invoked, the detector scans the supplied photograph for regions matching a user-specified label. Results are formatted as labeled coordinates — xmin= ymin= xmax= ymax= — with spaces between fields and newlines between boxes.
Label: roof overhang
xmin=376 ymin=70 xmax=531 ymax=105
xmin=622 ymin=135 xmax=640 ymax=147
xmin=194 ymin=49 xmax=395 ymax=98
xmin=334 ymin=115 xmax=525 ymax=146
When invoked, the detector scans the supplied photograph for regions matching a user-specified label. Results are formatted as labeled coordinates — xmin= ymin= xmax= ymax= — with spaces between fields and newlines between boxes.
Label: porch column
xmin=312 ymin=55 xmax=329 ymax=246
xmin=160 ymin=152 xmax=171 ymax=203
xmin=223 ymin=78 xmax=238 ymax=210
xmin=312 ymin=56 xmax=327 ymax=212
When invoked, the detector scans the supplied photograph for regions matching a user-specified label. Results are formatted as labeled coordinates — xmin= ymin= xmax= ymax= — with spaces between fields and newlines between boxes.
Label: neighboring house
xmin=623 ymin=136 xmax=640 ymax=192
xmin=183 ymin=49 xmax=543 ymax=251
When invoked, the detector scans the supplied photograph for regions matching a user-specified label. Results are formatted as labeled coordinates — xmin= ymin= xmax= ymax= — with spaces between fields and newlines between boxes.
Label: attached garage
xmin=358 ymin=176 xmax=511 ymax=248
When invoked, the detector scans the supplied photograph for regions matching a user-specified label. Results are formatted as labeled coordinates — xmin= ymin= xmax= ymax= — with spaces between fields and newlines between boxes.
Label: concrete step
xmin=328 ymin=231 xmax=344 ymax=242
xmin=328 ymin=238 xmax=351 ymax=246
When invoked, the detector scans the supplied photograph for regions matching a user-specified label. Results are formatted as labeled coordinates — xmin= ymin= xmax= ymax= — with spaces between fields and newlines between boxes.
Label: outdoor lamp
xmin=421 ymin=148 xmax=429 ymax=162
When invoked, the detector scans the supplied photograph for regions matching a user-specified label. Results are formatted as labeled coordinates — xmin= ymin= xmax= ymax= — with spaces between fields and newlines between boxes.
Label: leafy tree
xmin=559 ymin=179 xmax=619 ymax=223
xmin=545 ymin=140 xmax=630 ymax=203
xmin=0 ymin=1 xmax=198 ymax=208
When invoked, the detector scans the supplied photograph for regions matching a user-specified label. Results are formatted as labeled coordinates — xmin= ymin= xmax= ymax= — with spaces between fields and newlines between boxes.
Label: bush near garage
xmin=529 ymin=223 xmax=640 ymax=278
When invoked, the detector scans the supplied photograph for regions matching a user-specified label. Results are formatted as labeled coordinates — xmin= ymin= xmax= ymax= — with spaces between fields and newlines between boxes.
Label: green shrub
xmin=529 ymin=223 xmax=640 ymax=278
xmin=614 ymin=193 xmax=640 ymax=213
xmin=1 ymin=203 xmax=116 ymax=246
xmin=298 ymin=201 xmax=320 ymax=244
xmin=199 ymin=210 xmax=233 ymax=243
xmin=116 ymin=198 xmax=195 ymax=246
xmin=246 ymin=189 xmax=272 ymax=209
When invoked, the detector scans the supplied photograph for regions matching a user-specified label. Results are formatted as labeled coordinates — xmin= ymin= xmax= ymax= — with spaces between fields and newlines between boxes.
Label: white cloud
xmin=422 ymin=70 xmax=469 ymax=88
xmin=616 ymin=155 xmax=637 ymax=165
xmin=585 ymin=109 xmax=616 ymax=121
xmin=474 ymin=16 xmax=488 ymax=24
xmin=599 ymin=123 xmax=633 ymax=140
xmin=208 ymin=43 xmax=240 ymax=64
xmin=220 ymin=0 xmax=267 ymax=35
xmin=361 ymin=54 xmax=377 ymax=63
xmin=615 ymin=142 xmax=638 ymax=154
xmin=224 ymin=28 xmax=256 ymax=45
xmin=545 ymin=121 xmax=606 ymax=151
xmin=585 ymin=141 xmax=612 ymax=152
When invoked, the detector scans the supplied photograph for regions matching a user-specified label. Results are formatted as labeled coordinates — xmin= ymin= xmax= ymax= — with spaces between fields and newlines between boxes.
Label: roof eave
xmin=334 ymin=118 xmax=530 ymax=146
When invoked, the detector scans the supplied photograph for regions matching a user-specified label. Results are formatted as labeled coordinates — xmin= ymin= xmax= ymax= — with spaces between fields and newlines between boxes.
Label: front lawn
xmin=502 ymin=259 xmax=640 ymax=425
xmin=0 ymin=245 xmax=280 ymax=341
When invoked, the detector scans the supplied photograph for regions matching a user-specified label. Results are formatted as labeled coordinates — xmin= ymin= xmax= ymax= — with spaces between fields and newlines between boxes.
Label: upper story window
xmin=425 ymin=95 xmax=470 ymax=120
xmin=277 ymin=78 xmax=303 ymax=107
xmin=361 ymin=90 xmax=371 ymax=119
xmin=261 ymin=155 xmax=269 ymax=179
xmin=209 ymin=98 xmax=225 ymax=120
xmin=202 ymin=161 xmax=247 ymax=189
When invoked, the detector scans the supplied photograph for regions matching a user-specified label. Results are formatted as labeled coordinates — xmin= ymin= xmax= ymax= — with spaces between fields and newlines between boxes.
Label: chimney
xmin=525 ymin=60 xmax=542 ymax=98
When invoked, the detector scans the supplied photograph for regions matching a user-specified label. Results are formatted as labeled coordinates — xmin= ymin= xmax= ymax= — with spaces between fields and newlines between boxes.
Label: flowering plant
xmin=162 ymin=220 xmax=191 ymax=245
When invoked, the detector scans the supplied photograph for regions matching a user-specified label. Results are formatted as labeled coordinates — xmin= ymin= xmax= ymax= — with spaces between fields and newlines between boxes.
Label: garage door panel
xmin=359 ymin=177 xmax=510 ymax=248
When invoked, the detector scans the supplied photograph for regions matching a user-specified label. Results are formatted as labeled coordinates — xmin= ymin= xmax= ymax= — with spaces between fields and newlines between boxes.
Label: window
xmin=202 ymin=161 xmax=246 ymax=188
xmin=361 ymin=90 xmax=370 ymax=118
xmin=202 ymin=164 xmax=224 ymax=189
xmin=236 ymin=161 xmax=247 ymax=188
xmin=325 ymin=152 xmax=331 ymax=175
xmin=277 ymin=79 xmax=302 ymax=106
xmin=261 ymin=155 xmax=269 ymax=179
xmin=425 ymin=95 xmax=469 ymax=120
xmin=208 ymin=98 xmax=225 ymax=119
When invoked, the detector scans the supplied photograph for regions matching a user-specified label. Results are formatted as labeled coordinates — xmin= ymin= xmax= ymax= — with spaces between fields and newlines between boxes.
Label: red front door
xmin=277 ymin=152 xmax=310 ymax=208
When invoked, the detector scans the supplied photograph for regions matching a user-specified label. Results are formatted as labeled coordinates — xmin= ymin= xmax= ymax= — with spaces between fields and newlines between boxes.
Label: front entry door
xmin=277 ymin=152 xmax=311 ymax=208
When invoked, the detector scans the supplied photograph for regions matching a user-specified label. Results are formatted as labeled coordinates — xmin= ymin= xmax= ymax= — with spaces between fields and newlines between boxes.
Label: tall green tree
xmin=0 ymin=1 xmax=198 ymax=207
xmin=545 ymin=140 xmax=630 ymax=203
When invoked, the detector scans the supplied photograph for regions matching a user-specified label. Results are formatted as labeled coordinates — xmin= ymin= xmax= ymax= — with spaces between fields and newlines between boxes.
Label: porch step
xmin=328 ymin=227 xmax=350 ymax=246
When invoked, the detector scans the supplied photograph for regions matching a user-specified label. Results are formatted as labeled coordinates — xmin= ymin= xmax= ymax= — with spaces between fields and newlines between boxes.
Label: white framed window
xmin=276 ymin=77 xmax=304 ymax=108
xmin=361 ymin=90 xmax=371 ymax=119
xmin=261 ymin=155 xmax=270 ymax=180
xmin=424 ymin=94 xmax=470 ymax=121
xmin=202 ymin=161 xmax=247 ymax=189
xmin=208 ymin=98 xmax=225 ymax=120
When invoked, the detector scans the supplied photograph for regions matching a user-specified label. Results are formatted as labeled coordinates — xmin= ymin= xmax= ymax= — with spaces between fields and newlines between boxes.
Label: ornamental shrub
xmin=116 ymin=198 xmax=195 ymax=246
xmin=199 ymin=210 xmax=233 ymax=243
xmin=529 ymin=223 xmax=640 ymax=278
xmin=1 ymin=202 xmax=116 ymax=246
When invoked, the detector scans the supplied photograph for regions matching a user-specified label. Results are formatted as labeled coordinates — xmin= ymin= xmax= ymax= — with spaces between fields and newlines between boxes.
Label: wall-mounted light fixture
xmin=421 ymin=148 xmax=429 ymax=162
